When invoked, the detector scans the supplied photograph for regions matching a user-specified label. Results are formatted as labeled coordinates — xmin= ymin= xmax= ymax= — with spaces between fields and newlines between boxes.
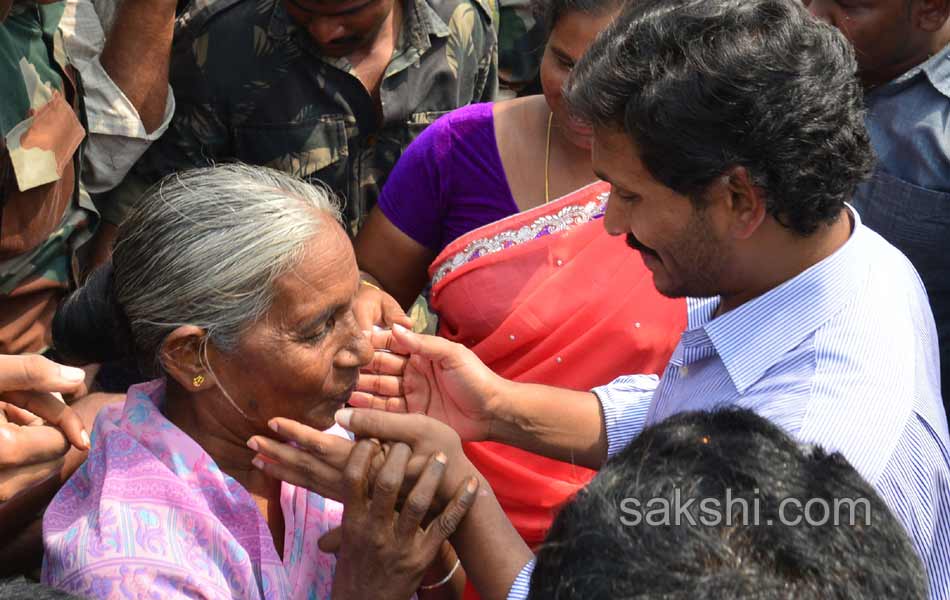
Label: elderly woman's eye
xmin=304 ymin=317 xmax=335 ymax=343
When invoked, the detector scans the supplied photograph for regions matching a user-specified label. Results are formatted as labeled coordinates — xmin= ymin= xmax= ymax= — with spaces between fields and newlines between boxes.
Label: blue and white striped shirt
xmin=506 ymin=209 xmax=950 ymax=599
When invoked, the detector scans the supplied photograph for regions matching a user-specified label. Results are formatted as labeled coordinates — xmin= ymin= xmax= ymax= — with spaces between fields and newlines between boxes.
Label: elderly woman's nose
xmin=335 ymin=311 xmax=374 ymax=367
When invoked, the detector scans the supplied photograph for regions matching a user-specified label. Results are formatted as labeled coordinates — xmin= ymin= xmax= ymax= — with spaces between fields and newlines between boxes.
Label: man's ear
xmin=915 ymin=0 xmax=950 ymax=33
xmin=160 ymin=326 xmax=218 ymax=392
xmin=714 ymin=165 xmax=766 ymax=240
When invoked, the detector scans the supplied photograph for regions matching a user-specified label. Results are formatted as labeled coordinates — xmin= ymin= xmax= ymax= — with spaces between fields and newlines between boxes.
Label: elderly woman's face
xmin=210 ymin=215 xmax=373 ymax=430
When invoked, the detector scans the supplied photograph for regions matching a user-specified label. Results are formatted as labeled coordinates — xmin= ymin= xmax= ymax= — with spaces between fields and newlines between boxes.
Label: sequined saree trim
xmin=431 ymin=191 xmax=608 ymax=287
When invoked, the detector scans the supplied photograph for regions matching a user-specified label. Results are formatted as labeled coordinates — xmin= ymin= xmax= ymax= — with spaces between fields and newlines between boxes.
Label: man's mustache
xmin=626 ymin=233 xmax=659 ymax=258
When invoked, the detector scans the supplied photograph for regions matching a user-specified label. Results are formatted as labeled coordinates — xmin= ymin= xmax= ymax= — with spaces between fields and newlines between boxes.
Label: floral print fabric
xmin=43 ymin=379 xmax=342 ymax=599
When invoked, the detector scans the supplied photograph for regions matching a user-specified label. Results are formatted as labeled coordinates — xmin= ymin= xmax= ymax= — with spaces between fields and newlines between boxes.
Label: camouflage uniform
xmin=0 ymin=2 xmax=98 ymax=354
xmin=123 ymin=0 xmax=498 ymax=233
xmin=497 ymin=0 xmax=544 ymax=95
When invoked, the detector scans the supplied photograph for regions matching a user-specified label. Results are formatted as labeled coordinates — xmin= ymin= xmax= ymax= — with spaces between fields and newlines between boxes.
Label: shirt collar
xmin=923 ymin=41 xmax=950 ymax=99
xmin=682 ymin=206 xmax=871 ymax=394
xmin=267 ymin=0 xmax=449 ymax=52
xmin=875 ymin=41 xmax=950 ymax=101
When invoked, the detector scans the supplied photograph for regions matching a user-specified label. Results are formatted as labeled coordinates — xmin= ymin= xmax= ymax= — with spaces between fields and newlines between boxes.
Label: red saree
xmin=428 ymin=182 xmax=687 ymax=558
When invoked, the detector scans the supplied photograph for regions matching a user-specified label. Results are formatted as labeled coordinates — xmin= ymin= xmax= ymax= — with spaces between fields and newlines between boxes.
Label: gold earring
xmin=193 ymin=374 xmax=205 ymax=388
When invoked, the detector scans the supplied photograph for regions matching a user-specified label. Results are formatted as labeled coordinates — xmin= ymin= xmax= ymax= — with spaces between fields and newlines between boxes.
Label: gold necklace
xmin=544 ymin=111 xmax=553 ymax=204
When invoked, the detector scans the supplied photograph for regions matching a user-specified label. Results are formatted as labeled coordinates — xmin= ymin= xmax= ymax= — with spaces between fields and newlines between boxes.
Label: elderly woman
xmin=40 ymin=165 xmax=477 ymax=599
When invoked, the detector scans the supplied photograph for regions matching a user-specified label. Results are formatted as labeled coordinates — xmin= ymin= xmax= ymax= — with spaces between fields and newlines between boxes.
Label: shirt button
xmin=634 ymin=322 xmax=641 ymax=329
xmin=509 ymin=334 xmax=516 ymax=341
xmin=678 ymin=366 xmax=689 ymax=377
xmin=555 ymin=356 xmax=563 ymax=364
xmin=555 ymin=259 xmax=564 ymax=266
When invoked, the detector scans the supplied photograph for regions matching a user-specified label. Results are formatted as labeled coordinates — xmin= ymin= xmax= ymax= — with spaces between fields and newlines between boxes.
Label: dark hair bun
xmin=52 ymin=264 xmax=133 ymax=365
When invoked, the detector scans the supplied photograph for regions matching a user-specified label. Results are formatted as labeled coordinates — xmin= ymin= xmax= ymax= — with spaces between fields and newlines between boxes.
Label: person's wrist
xmin=484 ymin=377 xmax=524 ymax=445
xmin=419 ymin=541 xmax=460 ymax=588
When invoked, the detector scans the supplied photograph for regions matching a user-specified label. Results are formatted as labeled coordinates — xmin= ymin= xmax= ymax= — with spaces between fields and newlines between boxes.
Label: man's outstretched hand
xmin=353 ymin=324 xmax=510 ymax=442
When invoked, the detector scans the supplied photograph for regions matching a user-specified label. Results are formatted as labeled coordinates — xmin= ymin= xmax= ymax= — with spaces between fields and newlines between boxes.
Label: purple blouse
xmin=376 ymin=103 xmax=519 ymax=252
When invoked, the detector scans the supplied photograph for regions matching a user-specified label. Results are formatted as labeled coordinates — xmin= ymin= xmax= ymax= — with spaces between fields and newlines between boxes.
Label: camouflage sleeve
xmin=445 ymin=0 xmax=499 ymax=104
xmin=102 ymin=28 xmax=231 ymax=224
xmin=130 ymin=29 xmax=231 ymax=184
xmin=478 ymin=22 xmax=499 ymax=103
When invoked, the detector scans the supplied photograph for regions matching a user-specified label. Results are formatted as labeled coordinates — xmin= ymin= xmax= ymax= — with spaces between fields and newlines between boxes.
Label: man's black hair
xmin=529 ymin=408 xmax=928 ymax=598
xmin=567 ymin=0 xmax=875 ymax=235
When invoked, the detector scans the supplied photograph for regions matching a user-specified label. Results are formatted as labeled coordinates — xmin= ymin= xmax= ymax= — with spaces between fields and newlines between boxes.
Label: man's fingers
xmin=357 ymin=373 xmax=405 ymax=397
xmin=370 ymin=442 xmax=411 ymax=523
xmin=0 ymin=424 xmax=69 ymax=468
xmin=317 ymin=526 xmax=343 ymax=554
xmin=422 ymin=477 xmax=479 ymax=554
xmin=395 ymin=452 xmax=446 ymax=540
xmin=389 ymin=325 xmax=468 ymax=366
xmin=362 ymin=351 xmax=409 ymax=377
xmin=0 ymin=354 xmax=87 ymax=395
xmin=3 ymin=390 xmax=89 ymax=450
xmin=0 ymin=457 xmax=65 ymax=502
xmin=248 ymin=436 xmax=347 ymax=501
xmin=348 ymin=392 xmax=408 ymax=413
xmin=265 ymin=418 xmax=353 ymax=469
xmin=335 ymin=408 xmax=427 ymax=446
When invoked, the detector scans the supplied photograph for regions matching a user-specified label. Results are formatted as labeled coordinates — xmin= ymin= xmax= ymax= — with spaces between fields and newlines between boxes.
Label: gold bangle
xmin=419 ymin=559 xmax=461 ymax=591
xmin=360 ymin=278 xmax=383 ymax=293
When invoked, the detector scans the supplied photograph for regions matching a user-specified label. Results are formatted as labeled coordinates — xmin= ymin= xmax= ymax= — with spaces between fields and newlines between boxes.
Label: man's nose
xmin=603 ymin=192 xmax=627 ymax=236
xmin=309 ymin=18 xmax=346 ymax=46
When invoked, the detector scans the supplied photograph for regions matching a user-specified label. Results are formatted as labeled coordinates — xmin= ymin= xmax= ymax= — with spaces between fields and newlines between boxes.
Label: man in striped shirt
xmin=250 ymin=0 xmax=950 ymax=596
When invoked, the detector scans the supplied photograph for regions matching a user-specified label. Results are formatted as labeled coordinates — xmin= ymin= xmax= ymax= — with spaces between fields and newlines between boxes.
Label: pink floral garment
xmin=42 ymin=379 xmax=341 ymax=600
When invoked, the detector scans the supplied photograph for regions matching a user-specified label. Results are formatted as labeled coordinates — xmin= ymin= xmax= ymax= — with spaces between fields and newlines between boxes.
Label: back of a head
xmin=52 ymin=164 xmax=341 ymax=374
xmin=532 ymin=0 xmax=626 ymax=35
xmin=529 ymin=408 xmax=927 ymax=599
xmin=566 ymin=0 xmax=874 ymax=236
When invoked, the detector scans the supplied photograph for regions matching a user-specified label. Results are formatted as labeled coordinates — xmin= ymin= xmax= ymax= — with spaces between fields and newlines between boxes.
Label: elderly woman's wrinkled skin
xmin=163 ymin=212 xmax=373 ymax=439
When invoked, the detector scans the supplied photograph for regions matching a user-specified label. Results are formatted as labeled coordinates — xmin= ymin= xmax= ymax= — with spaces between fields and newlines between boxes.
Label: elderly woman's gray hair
xmin=52 ymin=164 xmax=342 ymax=374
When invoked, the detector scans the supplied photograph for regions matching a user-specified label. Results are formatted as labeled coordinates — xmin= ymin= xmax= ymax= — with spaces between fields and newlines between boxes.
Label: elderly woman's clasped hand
xmin=318 ymin=439 xmax=477 ymax=599
xmin=249 ymin=414 xmax=480 ymax=598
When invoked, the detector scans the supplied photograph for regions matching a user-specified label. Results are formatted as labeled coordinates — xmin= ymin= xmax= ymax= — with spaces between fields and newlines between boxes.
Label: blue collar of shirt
xmin=924 ymin=42 xmax=950 ymax=99
xmin=679 ymin=207 xmax=870 ymax=394
xmin=873 ymin=41 xmax=950 ymax=100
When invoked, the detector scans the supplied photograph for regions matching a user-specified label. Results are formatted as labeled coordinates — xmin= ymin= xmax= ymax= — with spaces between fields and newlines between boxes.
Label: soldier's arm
xmin=105 ymin=27 xmax=231 ymax=221
xmin=98 ymin=0 xmax=178 ymax=133
xmin=475 ymin=0 xmax=499 ymax=102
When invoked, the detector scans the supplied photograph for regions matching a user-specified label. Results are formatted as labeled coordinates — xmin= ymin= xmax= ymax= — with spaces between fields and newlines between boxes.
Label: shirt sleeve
xmin=873 ymin=414 xmax=950 ymax=600
xmin=505 ymin=558 xmax=536 ymax=600
xmin=476 ymin=18 xmax=498 ymax=103
xmin=59 ymin=0 xmax=176 ymax=194
xmin=591 ymin=374 xmax=659 ymax=459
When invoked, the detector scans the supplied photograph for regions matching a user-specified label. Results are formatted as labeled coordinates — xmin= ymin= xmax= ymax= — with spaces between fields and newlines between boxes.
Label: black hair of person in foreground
xmin=529 ymin=408 xmax=928 ymax=599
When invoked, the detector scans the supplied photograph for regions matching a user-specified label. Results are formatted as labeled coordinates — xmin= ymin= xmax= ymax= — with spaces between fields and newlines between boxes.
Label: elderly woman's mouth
xmin=333 ymin=382 xmax=358 ymax=407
